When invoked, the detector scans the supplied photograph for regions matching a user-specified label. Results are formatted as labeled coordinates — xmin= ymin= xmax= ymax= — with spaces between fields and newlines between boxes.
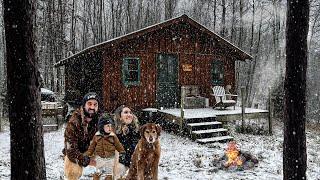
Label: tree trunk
xmin=70 ymin=0 xmax=76 ymax=52
xmin=3 ymin=0 xmax=46 ymax=179
xmin=165 ymin=0 xmax=176 ymax=20
xmin=111 ymin=0 xmax=116 ymax=38
xmin=272 ymin=0 xmax=281 ymax=72
xmin=136 ymin=0 xmax=143 ymax=29
xmin=0 ymin=2 xmax=6 ymax=98
xmin=245 ymin=0 xmax=256 ymax=107
xmin=283 ymin=0 xmax=309 ymax=179
xmin=213 ymin=0 xmax=217 ymax=31
xmin=247 ymin=6 xmax=263 ymax=107
xmin=47 ymin=0 xmax=55 ymax=90
xmin=56 ymin=0 xmax=65 ymax=94
xmin=238 ymin=0 xmax=244 ymax=48
xmin=126 ymin=0 xmax=132 ymax=33
xmin=220 ymin=0 xmax=226 ymax=37
xmin=99 ymin=0 xmax=103 ymax=42
xmin=230 ymin=0 xmax=236 ymax=42
xmin=235 ymin=0 xmax=244 ymax=92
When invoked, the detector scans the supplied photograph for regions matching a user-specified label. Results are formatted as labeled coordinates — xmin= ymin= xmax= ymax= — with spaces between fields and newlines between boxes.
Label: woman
xmin=113 ymin=105 xmax=140 ymax=178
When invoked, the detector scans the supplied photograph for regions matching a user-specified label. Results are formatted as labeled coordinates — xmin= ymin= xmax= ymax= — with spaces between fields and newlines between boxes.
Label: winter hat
xmin=82 ymin=92 xmax=100 ymax=107
xmin=98 ymin=117 xmax=114 ymax=135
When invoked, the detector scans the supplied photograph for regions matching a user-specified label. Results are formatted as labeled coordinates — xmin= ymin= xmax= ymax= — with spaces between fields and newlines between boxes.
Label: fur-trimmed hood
xmin=95 ymin=131 xmax=115 ymax=137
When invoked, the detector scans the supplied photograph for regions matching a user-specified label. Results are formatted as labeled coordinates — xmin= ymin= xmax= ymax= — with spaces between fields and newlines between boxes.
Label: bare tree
xmin=247 ymin=3 xmax=263 ymax=107
xmin=0 ymin=1 xmax=6 ymax=100
xmin=165 ymin=0 xmax=177 ymax=20
xmin=3 ymin=0 xmax=46 ymax=179
xmin=47 ymin=0 xmax=55 ymax=90
xmin=70 ymin=0 xmax=76 ymax=52
xmin=272 ymin=0 xmax=282 ymax=72
xmin=230 ymin=0 xmax=236 ymax=42
xmin=283 ymin=0 xmax=309 ymax=179
xmin=238 ymin=0 xmax=244 ymax=48
xmin=220 ymin=0 xmax=226 ymax=37
xmin=126 ymin=0 xmax=133 ymax=33
xmin=245 ymin=0 xmax=256 ymax=107
xmin=213 ymin=0 xmax=217 ymax=31
xmin=55 ymin=0 xmax=66 ymax=93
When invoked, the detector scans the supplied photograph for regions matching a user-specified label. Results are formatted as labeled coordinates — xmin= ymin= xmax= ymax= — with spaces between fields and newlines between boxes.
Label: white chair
xmin=211 ymin=86 xmax=237 ymax=110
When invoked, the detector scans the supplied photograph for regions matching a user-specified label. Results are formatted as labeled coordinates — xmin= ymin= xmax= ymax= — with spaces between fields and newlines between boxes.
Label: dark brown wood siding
xmin=100 ymin=22 xmax=237 ymax=111
xmin=64 ymin=53 xmax=103 ymax=106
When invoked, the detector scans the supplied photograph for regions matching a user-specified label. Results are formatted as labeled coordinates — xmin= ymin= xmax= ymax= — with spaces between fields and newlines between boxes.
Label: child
xmin=85 ymin=117 xmax=125 ymax=180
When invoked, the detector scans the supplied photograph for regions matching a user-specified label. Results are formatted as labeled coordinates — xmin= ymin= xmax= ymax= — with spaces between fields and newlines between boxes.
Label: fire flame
xmin=224 ymin=141 xmax=243 ymax=167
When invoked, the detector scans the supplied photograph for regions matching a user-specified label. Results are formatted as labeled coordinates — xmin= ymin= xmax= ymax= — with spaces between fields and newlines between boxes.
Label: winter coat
xmin=116 ymin=124 xmax=140 ymax=167
xmin=85 ymin=131 xmax=125 ymax=158
xmin=63 ymin=108 xmax=98 ymax=166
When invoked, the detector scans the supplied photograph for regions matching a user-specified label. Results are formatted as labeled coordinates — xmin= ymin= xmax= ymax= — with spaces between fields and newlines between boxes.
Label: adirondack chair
xmin=211 ymin=86 xmax=237 ymax=109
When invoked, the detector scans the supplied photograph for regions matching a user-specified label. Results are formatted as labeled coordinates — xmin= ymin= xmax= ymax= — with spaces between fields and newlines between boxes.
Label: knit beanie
xmin=98 ymin=117 xmax=114 ymax=135
xmin=82 ymin=92 xmax=100 ymax=106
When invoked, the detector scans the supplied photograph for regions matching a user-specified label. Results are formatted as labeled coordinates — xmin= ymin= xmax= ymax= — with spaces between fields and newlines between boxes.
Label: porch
xmin=141 ymin=107 xmax=269 ymax=144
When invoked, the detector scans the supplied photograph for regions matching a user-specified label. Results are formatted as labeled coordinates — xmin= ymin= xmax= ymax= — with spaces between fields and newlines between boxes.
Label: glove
xmin=82 ymin=155 xmax=90 ymax=167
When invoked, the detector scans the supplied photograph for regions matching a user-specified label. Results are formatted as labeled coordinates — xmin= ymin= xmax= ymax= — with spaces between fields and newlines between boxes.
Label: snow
xmin=159 ymin=107 xmax=268 ymax=119
xmin=41 ymin=88 xmax=54 ymax=95
xmin=0 ymin=120 xmax=320 ymax=180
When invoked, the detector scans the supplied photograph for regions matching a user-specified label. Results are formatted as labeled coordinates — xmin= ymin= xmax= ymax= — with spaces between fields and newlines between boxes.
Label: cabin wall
xmin=64 ymin=53 xmax=103 ymax=106
xmin=102 ymin=22 xmax=236 ymax=112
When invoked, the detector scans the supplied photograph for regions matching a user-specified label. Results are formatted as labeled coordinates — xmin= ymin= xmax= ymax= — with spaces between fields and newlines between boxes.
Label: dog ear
xmin=156 ymin=124 xmax=162 ymax=136
xmin=139 ymin=124 xmax=147 ymax=137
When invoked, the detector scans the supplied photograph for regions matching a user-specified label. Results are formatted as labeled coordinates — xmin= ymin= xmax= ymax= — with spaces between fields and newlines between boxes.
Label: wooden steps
xmin=43 ymin=124 xmax=58 ymax=132
xmin=155 ymin=109 xmax=234 ymax=144
xmin=196 ymin=136 xmax=233 ymax=144
xmin=186 ymin=119 xmax=233 ymax=143
xmin=192 ymin=128 xmax=228 ymax=134
xmin=188 ymin=121 xmax=222 ymax=127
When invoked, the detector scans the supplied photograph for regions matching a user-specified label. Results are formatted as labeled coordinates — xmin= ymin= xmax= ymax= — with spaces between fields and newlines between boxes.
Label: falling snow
xmin=0 ymin=120 xmax=320 ymax=179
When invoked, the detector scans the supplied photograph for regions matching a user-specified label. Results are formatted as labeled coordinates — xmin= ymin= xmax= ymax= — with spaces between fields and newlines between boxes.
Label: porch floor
xmin=158 ymin=106 xmax=268 ymax=120
xmin=153 ymin=107 xmax=269 ymax=143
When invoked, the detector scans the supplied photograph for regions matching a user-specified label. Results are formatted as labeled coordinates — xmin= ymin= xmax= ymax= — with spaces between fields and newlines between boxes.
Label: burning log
xmin=220 ymin=141 xmax=259 ymax=171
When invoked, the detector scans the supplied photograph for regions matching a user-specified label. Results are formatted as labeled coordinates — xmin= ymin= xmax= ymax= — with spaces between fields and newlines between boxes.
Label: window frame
xmin=122 ymin=57 xmax=141 ymax=86
xmin=211 ymin=59 xmax=224 ymax=85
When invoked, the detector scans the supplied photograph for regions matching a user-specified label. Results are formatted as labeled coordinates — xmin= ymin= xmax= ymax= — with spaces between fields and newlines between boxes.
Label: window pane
xmin=123 ymin=57 xmax=140 ymax=85
xmin=128 ymin=71 xmax=138 ymax=81
xmin=128 ymin=59 xmax=138 ymax=70
xmin=212 ymin=60 xmax=224 ymax=84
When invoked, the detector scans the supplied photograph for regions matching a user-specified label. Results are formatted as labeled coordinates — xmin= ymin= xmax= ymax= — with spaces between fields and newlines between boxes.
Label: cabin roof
xmin=55 ymin=14 xmax=252 ymax=67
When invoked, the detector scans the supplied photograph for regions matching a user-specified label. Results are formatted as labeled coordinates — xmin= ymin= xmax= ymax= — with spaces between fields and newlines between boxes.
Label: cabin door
xmin=156 ymin=53 xmax=178 ymax=109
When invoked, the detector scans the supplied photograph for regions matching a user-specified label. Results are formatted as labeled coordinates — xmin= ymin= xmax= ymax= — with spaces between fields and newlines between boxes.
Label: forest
xmin=0 ymin=0 xmax=317 ymax=179
xmin=0 ymin=0 xmax=319 ymax=121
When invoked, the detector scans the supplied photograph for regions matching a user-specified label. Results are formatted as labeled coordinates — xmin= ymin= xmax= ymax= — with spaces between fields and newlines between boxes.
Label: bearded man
xmin=63 ymin=92 xmax=101 ymax=180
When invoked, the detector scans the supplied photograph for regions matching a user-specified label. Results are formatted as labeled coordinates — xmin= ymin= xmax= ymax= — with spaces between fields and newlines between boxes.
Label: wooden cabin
xmin=55 ymin=14 xmax=252 ymax=112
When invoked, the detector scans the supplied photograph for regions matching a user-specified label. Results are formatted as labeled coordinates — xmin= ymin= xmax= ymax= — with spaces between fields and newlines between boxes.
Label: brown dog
xmin=126 ymin=123 xmax=161 ymax=180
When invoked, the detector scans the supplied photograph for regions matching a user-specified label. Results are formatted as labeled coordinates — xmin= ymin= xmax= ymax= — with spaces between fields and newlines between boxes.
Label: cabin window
xmin=212 ymin=60 xmax=224 ymax=85
xmin=122 ymin=57 xmax=141 ymax=86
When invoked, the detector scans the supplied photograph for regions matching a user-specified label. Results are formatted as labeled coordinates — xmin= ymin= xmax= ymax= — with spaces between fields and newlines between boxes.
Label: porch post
xmin=241 ymin=86 xmax=246 ymax=130
xmin=268 ymin=87 xmax=273 ymax=135
xmin=0 ymin=97 xmax=3 ymax=132
xmin=180 ymin=86 xmax=185 ymax=132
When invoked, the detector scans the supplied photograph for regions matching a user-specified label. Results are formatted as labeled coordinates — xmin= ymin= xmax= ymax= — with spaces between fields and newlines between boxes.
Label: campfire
xmin=219 ymin=141 xmax=258 ymax=171
xmin=224 ymin=141 xmax=243 ymax=167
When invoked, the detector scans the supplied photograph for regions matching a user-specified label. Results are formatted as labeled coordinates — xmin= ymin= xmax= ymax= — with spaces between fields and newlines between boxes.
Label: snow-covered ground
xmin=0 ymin=120 xmax=320 ymax=180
